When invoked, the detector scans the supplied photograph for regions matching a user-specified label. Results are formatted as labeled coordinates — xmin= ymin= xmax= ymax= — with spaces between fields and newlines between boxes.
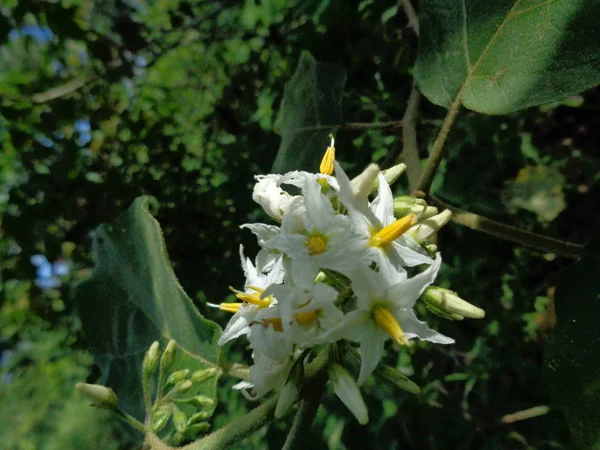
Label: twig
xmin=501 ymin=406 xmax=550 ymax=424
xmin=31 ymin=76 xmax=93 ymax=103
xmin=399 ymin=82 xmax=422 ymax=191
xmin=341 ymin=121 xmax=402 ymax=130
xmin=429 ymin=196 xmax=598 ymax=260
xmin=399 ymin=0 xmax=420 ymax=36
xmin=416 ymin=95 xmax=463 ymax=194
xmin=281 ymin=373 xmax=327 ymax=450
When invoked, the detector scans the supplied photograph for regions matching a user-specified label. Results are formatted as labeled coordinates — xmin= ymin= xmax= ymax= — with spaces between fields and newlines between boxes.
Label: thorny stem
xmin=429 ymin=196 xmax=599 ymax=260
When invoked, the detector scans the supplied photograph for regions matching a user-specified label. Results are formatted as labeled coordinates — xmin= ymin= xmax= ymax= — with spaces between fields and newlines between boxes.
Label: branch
xmin=31 ymin=76 xmax=93 ymax=103
xmin=416 ymin=94 xmax=463 ymax=194
xmin=399 ymin=82 xmax=422 ymax=191
xmin=399 ymin=0 xmax=420 ymax=36
xmin=281 ymin=374 xmax=327 ymax=450
xmin=429 ymin=196 xmax=599 ymax=260
xmin=340 ymin=120 xmax=402 ymax=130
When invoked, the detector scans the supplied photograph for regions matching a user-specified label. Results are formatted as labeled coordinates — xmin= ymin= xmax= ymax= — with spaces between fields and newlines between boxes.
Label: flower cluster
xmin=211 ymin=138 xmax=484 ymax=423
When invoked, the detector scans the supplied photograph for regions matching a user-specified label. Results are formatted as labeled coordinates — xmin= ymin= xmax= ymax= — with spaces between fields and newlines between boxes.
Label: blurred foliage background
xmin=0 ymin=0 xmax=598 ymax=449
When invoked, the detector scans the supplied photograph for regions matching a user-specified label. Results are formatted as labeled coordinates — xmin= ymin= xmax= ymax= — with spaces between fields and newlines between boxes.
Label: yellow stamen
xmin=219 ymin=302 xmax=242 ymax=313
xmin=246 ymin=285 xmax=265 ymax=294
xmin=373 ymin=306 xmax=407 ymax=345
xmin=236 ymin=292 xmax=270 ymax=307
xmin=306 ymin=234 xmax=327 ymax=255
xmin=319 ymin=146 xmax=335 ymax=175
xmin=369 ymin=214 xmax=417 ymax=248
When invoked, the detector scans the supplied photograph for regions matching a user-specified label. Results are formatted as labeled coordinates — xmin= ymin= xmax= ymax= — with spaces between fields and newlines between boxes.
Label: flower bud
xmin=175 ymin=395 xmax=216 ymax=408
xmin=150 ymin=406 xmax=172 ymax=433
xmin=394 ymin=196 xmax=438 ymax=219
xmin=370 ymin=163 xmax=407 ymax=193
xmin=185 ymin=422 xmax=210 ymax=438
xmin=75 ymin=382 xmax=118 ymax=409
xmin=161 ymin=340 xmax=177 ymax=372
xmin=190 ymin=368 xmax=218 ymax=384
xmin=330 ymin=364 xmax=368 ymax=425
xmin=422 ymin=286 xmax=485 ymax=319
xmin=351 ymin=164 xmax=380 ymax=200
xmin=188 ymin=411 xmax=211 ymax=425
xmin=408 ymin=209 xmax=452 ymax=243
xmin=166 ymin=369 xmax=190 ymax=386
xmin=275 ymin=358 xmax=304 ymax=419
xmin=174 ymin=380 xmax=193 ymax=395
xmin=143 ymin=341 xmax=160 ymax=376
xmin=172 ymin=405 xmax=187 ymax=433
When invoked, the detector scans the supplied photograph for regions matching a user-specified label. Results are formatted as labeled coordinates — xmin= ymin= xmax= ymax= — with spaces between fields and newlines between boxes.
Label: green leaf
xmin=76 ymin=196 xmax=222 ymax=421
xmin=546 ymin=223 xmax=600 ymax=449
xmin=272 ymin=51 xmax=346 ymax=173
xmin=415 ymin=0 xmax=600 ymax=114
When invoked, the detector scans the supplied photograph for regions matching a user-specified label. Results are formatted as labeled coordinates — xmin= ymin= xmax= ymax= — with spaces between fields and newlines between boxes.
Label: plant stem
xmin=429 ymin=196 xmax=599 ymax=260
xmin=340 ymin=120 xmax=403 ymax=130
xmin=416 ymin=95 xmax=463 ymax=194
xmin=398 ymin=82 xmax=422 ymax=191
xmin=114 ymin=407 xmax=147 ymax=433
xmin=281 ymin=373 xmax=327 ymax=450
xmin=399 ymin=0 xmax=420 ymax=36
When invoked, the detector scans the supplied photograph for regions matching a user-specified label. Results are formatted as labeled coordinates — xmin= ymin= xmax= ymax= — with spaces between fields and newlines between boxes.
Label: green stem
xmin=114 ymin=407 xmax=147 ymax=433
xmin=429 ymin=196 xmax=599 ymax=260
xmin=341 ymin=120 xmax=402 ymax=130
xmin=398 ymin=82 xmax=422 ymax=191
xmin=281 ymin=373 xmax=327 ymax=450
xmin=400 ymin=0 xmax=420 ymax=36
xmin=416 ymin=94 xmax=463 ymax=194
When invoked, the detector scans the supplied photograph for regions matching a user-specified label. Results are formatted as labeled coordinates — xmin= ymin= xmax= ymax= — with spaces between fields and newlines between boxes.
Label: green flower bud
xmin=188 ymin=411 xmax=211 ymax=425
xmin=185 ymin=422 xmax=210 ymax=438
xmin=166 ymin=369 xmax=190 ymax=386
xmin=174 ymin=395 xmax=215 ymax=408
xmin=424 ymin=301 xmax=464 ymax=321
xmin=422 ymin=286 xmax=485 ymax=319
xmin=408 ymin=209 xmax=452 ymax=243
xmin=172 ymin=405 xmax=187 ymax=433
xmin=150 ymin=406 xmax=172 ymax=433
xmin=160 ymin=340 xmax=177 ymax=372
xmin=190 ymin=368 xmax=218 ymax=384
xmin=174 ymin=380 xmax=193 ymax=395
xmin=170 ymin=432 xmax=184 ymax=447
xmin=75 ymin=382 xmax=118 ymax=409
xmin=143 ymin=341 xmax=160 ymax=376
xmin=369 ymin=163 xmax=407 ymax=193
xmin=393 ymin=196 xmax=438 ymax=219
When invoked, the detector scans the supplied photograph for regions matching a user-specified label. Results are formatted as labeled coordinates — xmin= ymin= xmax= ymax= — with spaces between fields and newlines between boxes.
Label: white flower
xmin=264 ymin=174 xmax=354 ymax=286
xmin=240 ymin=222 xmax=281 ymax=273
xmin=330 ymin=364 xmax=368 ymax=425
xmin=252 ymin=174 xmax=299 ymax=222
xmin=334 ymin=162 xmax=433 ymax=276
xmin=212 ymin=246 xmax=285 ymax=345
xmin=327 ymin=254 xmax=453 ymax=384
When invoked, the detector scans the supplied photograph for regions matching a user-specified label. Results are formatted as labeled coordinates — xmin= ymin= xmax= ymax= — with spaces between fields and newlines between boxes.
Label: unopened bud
xmin=174 ymin=380 xmax=193 ymax=394
xmin=150 ymin=406 xmax=172 ymax=433
xmin=161 ymin=340 xmax=177 ymax=372
xmin=143 ymin=341 xmax=160 ymax=376
xmin=351 ymin=164 xmax=380 ymax=200
xmin=425 ymin=244 xmax=438 ymax=254
xmin=188 ymin=411 xmax=211 ymax=424
xmin=175 ymin=395 xmax=215 ymax=408
xmin=394 ymin=196 xmax=438 ymax=219
xmin=75 ymin=382 xmax=118 ymax=409
xmin=166 ymin=369 xmax=190 ymax=386
xmin=370 ymin=163 xmax=407 ymax=193
xmin=330 ymin=364 xmax=368 ymax=425
xmin=422 ymin=286 xmax=485 ymax=319
xmin=408 ymin=209 xmax=452 ymax=243
xmin=190 ymin=368 xmax=218 ymax=384
xmin=185 ymin=422 xmax=210 ymax=438
xmin=274 ymin=378 xmax=299 ymax=419
xmin=172 ymin=405 xmax=187 ymax=433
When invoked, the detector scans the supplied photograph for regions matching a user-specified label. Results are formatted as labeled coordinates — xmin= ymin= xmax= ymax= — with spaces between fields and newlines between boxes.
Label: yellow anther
xmin=306 ymin=234 xmax=327 ymax=255
xmin=369 ymin=214 xmax=417 ymax=248
xmin=218 ymin=302 xmax=242 ymax=314
xmin=319 ymin=145 xmax=335 ymax=175
xmin=236 ymin=292 xmax=270 ymax=307
xmin=246 ymin=285 xmax=265 ymax=294
xmin=372 ymin=306 xmax=407 ymax=345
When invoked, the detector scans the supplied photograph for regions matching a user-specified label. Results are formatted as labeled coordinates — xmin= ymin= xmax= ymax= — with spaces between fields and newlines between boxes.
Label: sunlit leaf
xmin=272 ymin=51 xmax=346 ymax=173
xmin=76 ymin=197 xmax=222 ymax=421
xmin=416 ymin=0 xmax=600 ymax=114
xmin=546 ymin=223 xmax=600 ymax=449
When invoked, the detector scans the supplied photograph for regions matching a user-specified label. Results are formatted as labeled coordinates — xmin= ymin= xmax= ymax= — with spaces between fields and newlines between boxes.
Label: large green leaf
xmin=415 ymin=0 xmax=600 ymax=114
xmin=76 ymin=197 xmax=222 ymax=420
xmin=546 ymin=224 xmax=600 ymax=449
xmin=272 ymin=51 xmax=346 ymax=173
